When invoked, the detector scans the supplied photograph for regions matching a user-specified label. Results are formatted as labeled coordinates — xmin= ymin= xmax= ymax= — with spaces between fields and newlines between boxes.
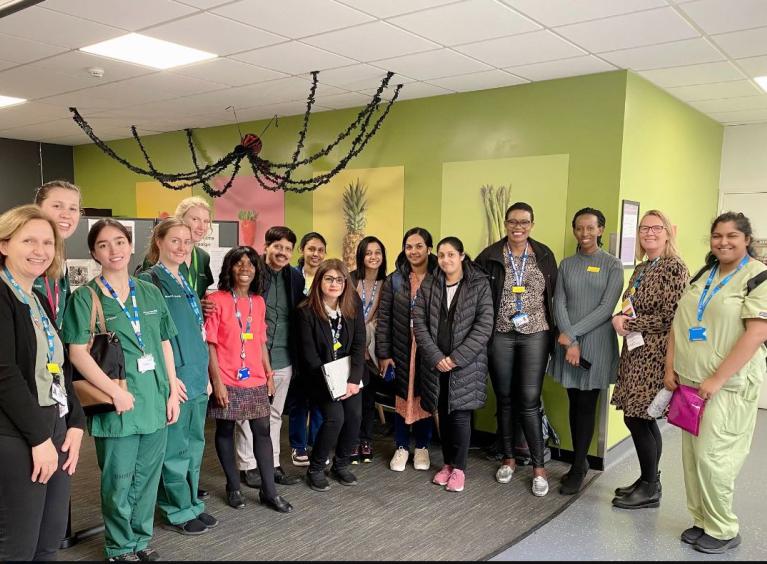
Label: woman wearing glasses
xmin=611 ymin=211 xmax=688 ymax=509
xmin=551 ymin=208 xmax=623 ymax=496
xmin=296 ymin=259 xmax=366 ymax=491
xmin=476 ymin=202 xmax=558 ymax=496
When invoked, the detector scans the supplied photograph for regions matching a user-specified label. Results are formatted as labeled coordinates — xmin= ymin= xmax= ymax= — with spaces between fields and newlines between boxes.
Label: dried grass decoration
xmin=480 ymin=184 xmax=513 ymax=246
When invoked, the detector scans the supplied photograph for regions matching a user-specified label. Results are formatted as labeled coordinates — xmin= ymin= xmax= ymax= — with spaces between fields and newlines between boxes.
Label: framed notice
xmin=619 ymin=200 xmax=640 ymax=268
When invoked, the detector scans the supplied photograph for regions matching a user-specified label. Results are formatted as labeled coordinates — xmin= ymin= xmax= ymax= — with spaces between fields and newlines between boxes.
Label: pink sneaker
xmin=432 ymin=465 xmax=453 ymax=486
xmin=446 ymin=469 xmax=465 ymax=492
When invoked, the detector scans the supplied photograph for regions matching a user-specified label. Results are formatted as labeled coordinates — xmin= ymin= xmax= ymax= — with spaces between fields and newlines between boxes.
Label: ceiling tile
xmin=0 ymin=65 xmax=106 ymax=99
xmin=232 ymin=42 xmax=355 ymax=75
xmin=428 ymin=69 xmax=528 ymax=91
xmin=362 ymin=81 xmax=453 ymax=101
xmin=505 ymin=55 xmax=616 ymax=81
xmin=639 ymin=61 xmax=745 ymax=87
xmin=387 ymin=0 xmax=540 ymax=47
xmin=555 ymin=7 xmax=699 ymax=53
xmin=173 ymin=0 xmax=233 ymax=9
xmin=0 ymin=33 xmax=68 ymax=65
xmin=172 ymin=58 xmax=286 ymax=86
xmin=666 ymin=79 xmax=762 ymax=101
xmin=709 ymin=108 xmax=767 ymax=124
xmin=212 ymin=0 xmax=373 ymax=39
xmin=303 ymin=21 xmax=440 ymax=62
xmin=711 ymin=27 xmax=767 ymax=59
xmin=371 ymin=49 xmax=491 ymax=81
xmin=500 ymin=0 xmax=667 ymax=27
xmin=25 ymin=51 xmax=155 ymax=83
xmin=311 ymin=91 xmax=374 ymax=110
xmin=81 ymin=73 xmax=228 ymax=107
xmin=678 ymin=0 xmax=767 ymax=35
xmin=691 ymin=95 xmax=767 ymax=112
xmin=736 ymin=54 xmax=767 ymax=77
xmin=0 ymin=58 xmax=15 ymax=72
xmin=144 ymin=12 xmax=285 ymax=57
xmin=0 ymin=6 xmax=123 ymax=49
xmin=600 ymin=38 xmax=724 ymax=70
xmin=334 ymin=0 xmax=457 ymax=18
xmin=35 ymin=89 xmax=116 ymax=112
xmin=0 ymin=102 xmax=73 ymax=130
xmin=0 ymin=118 xmax=87 ymax=142
xmin=41 ymin=0 xmax=197 ymax=31
xmin=455 ymin=30 xmax=586 ymax=68
xmin=317 ymin=64 xmax=416 ymax=90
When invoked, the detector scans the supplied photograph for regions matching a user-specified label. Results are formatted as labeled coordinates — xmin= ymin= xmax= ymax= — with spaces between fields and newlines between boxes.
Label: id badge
xmin=621 ymin=297 xmax=636 ymax=318
xmin=626 ymin=331 xmax=645 ymax=351
xmin=512 ymin=286 xmax=526 ymax=294
xmin=137 ymin=353 xmax=156 ymax=373
xmin=47 ymin=362 xmax=62 ymax=375
xmin=333 ymin=341 xmax=342 ymax=351
xmin=587 ymin=266 xmax=601 ymax=273
xmin=242 ymin=332 xmax=253 ymax=341
xmin=689 ymin=326 xmax=707 ymax=342
xmin=237 ymin=366 xmax=251 ymax=381
xmin=512 ymin=313 xmax=530 ymax=329
xmin=201 ymin=327 xmax=207 ymax=342
xmin=50 ymin=380 xmax=67 ymax=405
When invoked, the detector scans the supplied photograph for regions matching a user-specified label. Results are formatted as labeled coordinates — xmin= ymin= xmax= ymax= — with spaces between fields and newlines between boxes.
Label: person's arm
xmin=375 ymin=276 xmax=395 ymax=373
xmin=553 ymin=262 xmax=576 ymax=345
xmin=412 ymin=283 xmax=443 ymax=371
xmin=449 ymin=280 xmax=495 ymax=368
xmin=161 ymin=340 xmax=181 ymax=424
xmin=570 ymin=258 xmax=625 ymax=337
xmin=625 ymin=260 xmax=689 ymax=334
xmin=663 ymin=330 xmax=679 ymax=391
xmin=207 ymin=343 xmax=228 ymax=408
xmin=341 ymin=307 xmax=366 ymax=400
xmin=296 ymin=308 xmax=325 ymax=373
xmin=262 ymin=341 xmax=275 ymax=397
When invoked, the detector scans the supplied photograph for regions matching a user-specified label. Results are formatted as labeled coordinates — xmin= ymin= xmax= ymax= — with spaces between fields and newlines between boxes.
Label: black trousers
xmin=310 ymin=393 xmax=362 ymax=473
xmin=566 ymin=388 xmax=601 ymax=471
xmin=359 ymin=366 xmax=378 ymax=444
xmin=489 ymin=330 xmax=550 ymax=468
xmin=624 ymin=416 xmax=662 ymax=482
xmin=437 ymin=372 xmax=472 ymax=471
xmin=214 ymin=417 xmax=277 ymax=499
xmin=0 ymin=408 xmax=69 ymax=562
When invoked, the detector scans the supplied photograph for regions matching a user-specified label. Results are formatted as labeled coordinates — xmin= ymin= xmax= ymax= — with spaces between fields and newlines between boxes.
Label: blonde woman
xmin=611 ymin=210 xmax=688 ymax=509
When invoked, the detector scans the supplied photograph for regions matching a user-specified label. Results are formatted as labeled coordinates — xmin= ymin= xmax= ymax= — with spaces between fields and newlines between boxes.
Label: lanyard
xmin=507 ymin=243 xmax=528 ymax=311
xmin=100 ymin=276 xmax=145 ymax=351
xmin=158 ymin=262 xmax=203 ymax=328
xmin=186 ymin=247 xmax=198 ymax=292
xmin=232 ymin=292 xmax=253 ymax=365
xmin=696 ymin=255 xmax=749 ymax=323
xmin=631 ymin=257 xmax=660 ymax=295
xmin=360 ymin=280 xmax=379 ymax=321
xmin=4 ymin=267 xmax=56 ymax=363
xmin=329 ymin=314 xmax=343 ymax=360
xmin=43 ymin=276 xmax=60 ymax=318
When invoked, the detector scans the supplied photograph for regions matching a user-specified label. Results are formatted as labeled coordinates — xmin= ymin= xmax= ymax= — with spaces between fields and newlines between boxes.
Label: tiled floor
xmin=492 ymin=411 xmax=767 ymax=561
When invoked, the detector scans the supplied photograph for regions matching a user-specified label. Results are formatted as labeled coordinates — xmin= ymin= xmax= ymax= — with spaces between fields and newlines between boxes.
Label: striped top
xmin=550 ymin=248 xmax=624 ymax=390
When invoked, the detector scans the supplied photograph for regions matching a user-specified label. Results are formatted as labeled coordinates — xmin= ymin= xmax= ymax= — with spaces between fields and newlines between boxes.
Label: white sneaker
xmin=390 ymin=447 xmax=409 ymax=472
xmin=413 ymin=447 xmax=430 ymax=470
xmin=532 ymin=475 xmax=549 ymax=497
xmin=495 ymin=464 xmax=514 ymax=484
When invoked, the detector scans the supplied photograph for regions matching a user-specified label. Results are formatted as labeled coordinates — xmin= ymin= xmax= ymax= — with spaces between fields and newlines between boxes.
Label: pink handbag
xmin=667 ymin=384 xmax=707 ymax=436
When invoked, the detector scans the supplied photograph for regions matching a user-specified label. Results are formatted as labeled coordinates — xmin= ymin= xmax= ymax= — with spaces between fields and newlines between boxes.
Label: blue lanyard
xmin=100 ymin=276 xmax=145 ymax=351
xmin=232 ymin=292 xmax=253 ymax=363
xmin=507 ymin=243 xmax=528 ymax=310
xmin=360 ymin=280 xmax=379 ymax=321
xmin=631 ymin=257 xmax=660 ymax=294
xmin=4 ymin=267 xmax=56 ymax=363
xmin=696 ymin=255 xmax=749 ymax=323
xmin=158 ymin=262 xmax=203 ymax=328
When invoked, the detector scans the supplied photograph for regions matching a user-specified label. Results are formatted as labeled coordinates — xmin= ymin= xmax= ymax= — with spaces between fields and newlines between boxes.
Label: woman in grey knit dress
xmin=551 ymin=208 xmax=623 ymax=495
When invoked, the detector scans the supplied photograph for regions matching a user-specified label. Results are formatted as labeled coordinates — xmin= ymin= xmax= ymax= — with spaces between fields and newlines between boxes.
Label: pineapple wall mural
xmin=342 ymin=179 xmax=368 ymax=270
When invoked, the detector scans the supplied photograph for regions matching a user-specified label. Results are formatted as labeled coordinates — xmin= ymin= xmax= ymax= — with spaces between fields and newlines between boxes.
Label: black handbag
xmin=71 ymin=285 xmax=128 ymax=416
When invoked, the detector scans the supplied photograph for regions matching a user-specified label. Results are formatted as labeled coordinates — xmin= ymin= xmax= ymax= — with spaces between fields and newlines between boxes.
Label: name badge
xmin=237 ymin=366 xmax=251 ymax=381
xmin=138 ymin=353 xmax=156 ymax=373
xmin=621 ymin=297 xmax=636 ymax=318
xmin=512 ymin=313 xmax=530 ymax=329
xmin=626 ymin=331 xmax=645 ymax=351
xmin=50 ymin=380 xmax=67 ymax=406
xmin=512 ymin=286 xmax=526 ymax=294
xmin=47 ymin=362 xmax=62 ymax=375
xmin=201 ymin=327 xmax=207 ymax=342
xmin=242 ymin=332 xmax=253 ymax=341
xmin=333 ymin=341 xmax=342 ymax=351
xmin=587 ymin=266 xmax=601 ymax=273
xmin=689 ymin=327 xmax=707 ymax=342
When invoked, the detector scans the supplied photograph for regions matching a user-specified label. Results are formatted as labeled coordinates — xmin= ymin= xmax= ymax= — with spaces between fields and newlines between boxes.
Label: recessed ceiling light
xmin=80 ymin=33 xmax=217 ymax=70
xmin=0 ymin=95 xmax=27 ymax=109
xmin=755 ymin=76 xmax=767 ymax=93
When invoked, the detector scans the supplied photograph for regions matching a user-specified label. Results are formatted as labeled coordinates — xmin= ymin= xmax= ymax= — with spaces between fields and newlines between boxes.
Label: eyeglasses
xmin=322 ymin=276 xmax=346 ymax=285
xmin=505 ymin=219 xmax=532 ymax=228
xmin=638 ymin=225 xmax=665 ymax=235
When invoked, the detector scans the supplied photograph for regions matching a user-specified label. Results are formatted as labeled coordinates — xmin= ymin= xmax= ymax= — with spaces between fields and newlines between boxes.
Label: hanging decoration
xmin=69 ymin=70 xmax=402 ymax=196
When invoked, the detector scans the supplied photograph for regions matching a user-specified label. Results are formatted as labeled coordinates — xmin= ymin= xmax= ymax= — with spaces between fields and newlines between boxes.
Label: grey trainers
xmin=532 ymin=476 xmax=549 ymax=497
xmin=495 ymin=464 xmax=514 ymax=484
xmin=413 ymin=447 xmax=430 ymax=470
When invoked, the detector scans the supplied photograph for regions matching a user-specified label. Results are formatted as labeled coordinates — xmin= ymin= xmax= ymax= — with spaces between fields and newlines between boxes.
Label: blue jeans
xmin=394 ymin=413 xmax=433 ymax=449
xmin=288 ymin=404 xmax=323 ymax=450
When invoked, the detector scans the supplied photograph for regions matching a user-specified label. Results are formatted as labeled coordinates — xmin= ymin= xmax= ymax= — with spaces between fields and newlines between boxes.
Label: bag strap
xmin=84 ymin=284 xmax=107 ymax=335
xmin=746 ymin=270 xmax=767 ymax=295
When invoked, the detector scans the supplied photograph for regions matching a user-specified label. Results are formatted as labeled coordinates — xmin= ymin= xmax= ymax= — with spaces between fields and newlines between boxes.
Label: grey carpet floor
xmin=61 ymin=422 xmax=597 ymax=561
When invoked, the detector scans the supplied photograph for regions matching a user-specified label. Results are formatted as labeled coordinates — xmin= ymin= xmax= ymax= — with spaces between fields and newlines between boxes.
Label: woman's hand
xmin=266 ymin=371 xmax=276 ymax=398
xmin=697 ymin=375 xmax=724 ymax=401
xmin=112 ymin=387 xmax=135 ymax=415
xmin=565 ymin=343 xmax=581 ymax=367
xmin=176 ymin=379 xmax=188 ymax=403
xmin=167 ymin=392 xmax=181 ymax=424
xmin=31 ymin=439 xmax=59 ymax=484
xmin=206 ymin=380 xmax=212 ymax=396
xmin=612 ymin=315 xmax=630 ymax=337
xmin=61 ymin=427 xmax=84 ymax=475
xmin=341 ymin=382 xmax=360 ymax=400
xmin=201 ymin=298 xmax=215 ymax=316
xmin=436 ymin=357 xmax=457 ymax=372
xmin=378 ymin=358 xmax=395 ymax=378
xmin=213 ymin=381 xmax=229 ymax=409
xmin=663 ymin=370 xmax=679 ymax=391
xmin=557 ymin=333 xmax=573 ymax=348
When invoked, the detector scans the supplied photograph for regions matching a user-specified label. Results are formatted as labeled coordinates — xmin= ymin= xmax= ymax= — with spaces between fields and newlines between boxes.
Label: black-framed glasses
xmin=322 ymin=276 xmax=346 ymax=285
xmin=505 ymin=219 xmax=532 ymax=228
xmin=638 ymin=225 xmax=665 ymax=234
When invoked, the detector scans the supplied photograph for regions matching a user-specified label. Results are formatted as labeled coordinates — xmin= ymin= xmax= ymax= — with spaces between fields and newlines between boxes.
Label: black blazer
xmin=295 ymin=302 xmax=366 ymax=401
xmin=0 ymin=281 xmax=85 ymax=446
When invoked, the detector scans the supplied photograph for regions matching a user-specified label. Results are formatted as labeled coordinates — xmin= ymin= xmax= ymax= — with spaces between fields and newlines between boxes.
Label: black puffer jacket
xmin=413 ymin=262 xmax=494 ymax=414
xmin=375 ymin=253 xmax=439 ymax=400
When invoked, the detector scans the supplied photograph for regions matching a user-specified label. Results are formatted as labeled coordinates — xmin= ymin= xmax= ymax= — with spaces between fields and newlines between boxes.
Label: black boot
xmin=611 ymin=480 xmax=660 ymax=509
xmin=614 ymin=471 xmax=662 ymax=497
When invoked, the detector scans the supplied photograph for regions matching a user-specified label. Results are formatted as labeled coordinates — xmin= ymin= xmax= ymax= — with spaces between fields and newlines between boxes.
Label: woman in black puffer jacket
xmin=413 ymin=237 xmax=494 ymax=492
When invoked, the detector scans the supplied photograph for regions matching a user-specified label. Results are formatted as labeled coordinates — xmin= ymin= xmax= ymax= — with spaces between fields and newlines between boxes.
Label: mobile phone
xmin=384 ymin=364 xmax=395 ymax=382
xmin=579 ymin=358 xmax=592 ymax=370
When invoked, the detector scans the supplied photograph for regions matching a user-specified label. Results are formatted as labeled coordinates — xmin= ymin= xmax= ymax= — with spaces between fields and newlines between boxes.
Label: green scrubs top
xmin=141 ymin=247 xmax=214 ymax=300
xmin=62 ymin=277 xmax=178 ymax=437
xmin=33 ymin=270 xmax=70 ymax=329
xmin=672 ymin=259 xmax=767 ymax=392
xmin=139 ymin=265 xmax=209 ymax=400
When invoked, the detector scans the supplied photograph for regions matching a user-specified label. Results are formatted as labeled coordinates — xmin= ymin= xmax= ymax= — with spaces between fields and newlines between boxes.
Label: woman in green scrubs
xmin=139 ymin=218 xmax=217 ymax=536
xmin=64 ymin=219 xmax=182 ymax=562
xmin=666 ymin=212 xmax=767 ymax=555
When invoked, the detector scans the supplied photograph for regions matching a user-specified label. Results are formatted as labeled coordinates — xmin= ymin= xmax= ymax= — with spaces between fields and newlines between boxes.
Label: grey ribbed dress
xmin=551 ymin=248 xmax=624 ymax=390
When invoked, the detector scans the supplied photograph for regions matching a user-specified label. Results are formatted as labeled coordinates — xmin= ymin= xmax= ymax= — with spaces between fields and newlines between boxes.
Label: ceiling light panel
xmin=0 ymin=94 xmax=27 ymax=109
xmin=80 ymin=33 xmax=217 ymax=70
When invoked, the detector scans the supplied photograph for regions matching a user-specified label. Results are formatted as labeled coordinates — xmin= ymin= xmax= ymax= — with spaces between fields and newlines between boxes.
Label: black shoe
xmin=274 ymin=466 xmax=301 ymax=486
xmin=226 ymin=489 xmax=246 ymax=509
xmin=197 ymin=488 xmax=209 ymax=500
xmin=615 ymin=471 xmax=662 ymax=497
xmin=259 ymin=491 xmax=294 ymax=513
xmin=162 ymin=518 xmax=208 ymax=536
xmin=611 ymin=480 xmax=660 ymax=509
xmin=240 ymin=469 xmax=261 ymax=489
xmin=680 ymin=526 xmax=705 ymax=545
xmin=562 ymin=459 xmax=589 ymax=483
xmin=350 ymin=445 xmax=360 ymax=465
xmin=559 ymin=470 xmax=586 ymax=495
xmin=196 ymin=512 xmax=218 ymax=528
xmin=135 ymin=548 xmax=159 ymax=561
xmin=306 ymin=470 xmax=331 ymax=492
xmin=360 ymin=442 xmax=373 ymax=463
xmin=694 ymin=533 xmax=741 ymax=554
xmin=331 ymin=465 xmax=358 ymax=486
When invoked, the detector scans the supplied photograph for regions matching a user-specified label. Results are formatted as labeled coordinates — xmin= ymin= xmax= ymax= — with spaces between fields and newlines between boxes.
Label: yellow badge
xmin=46 ymin=362 xmax=61 ymax=375
xmin=512 ymin=286 xmax=526 ymax=294
xmin=587 ymin=266 xmax=601 ymax=273
xmin=333 ymin=341 xmax=342 ymax=351
xmin=242 ymin=332 xmax=253 ymax=341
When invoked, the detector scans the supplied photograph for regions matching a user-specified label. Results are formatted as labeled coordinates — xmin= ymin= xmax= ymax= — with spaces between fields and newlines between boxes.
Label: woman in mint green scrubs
xmin=64 ymin=219 xmax=182 ymax=562
xmin=140 ymin=218 xmax=217 ymax=536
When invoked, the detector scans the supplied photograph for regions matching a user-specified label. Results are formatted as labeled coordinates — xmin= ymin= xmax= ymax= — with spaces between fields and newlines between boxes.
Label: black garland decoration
xmin=69 ymin=70 xmax=402 ymax=196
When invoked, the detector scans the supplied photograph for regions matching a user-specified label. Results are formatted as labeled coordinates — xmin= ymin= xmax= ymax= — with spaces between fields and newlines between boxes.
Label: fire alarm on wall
xmin=87 ymin=67 xmax=105 ymax=78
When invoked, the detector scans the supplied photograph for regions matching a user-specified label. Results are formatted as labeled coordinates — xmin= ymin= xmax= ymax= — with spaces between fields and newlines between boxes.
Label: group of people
xmin=1 ymin=181 xmax=765 ymax=561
